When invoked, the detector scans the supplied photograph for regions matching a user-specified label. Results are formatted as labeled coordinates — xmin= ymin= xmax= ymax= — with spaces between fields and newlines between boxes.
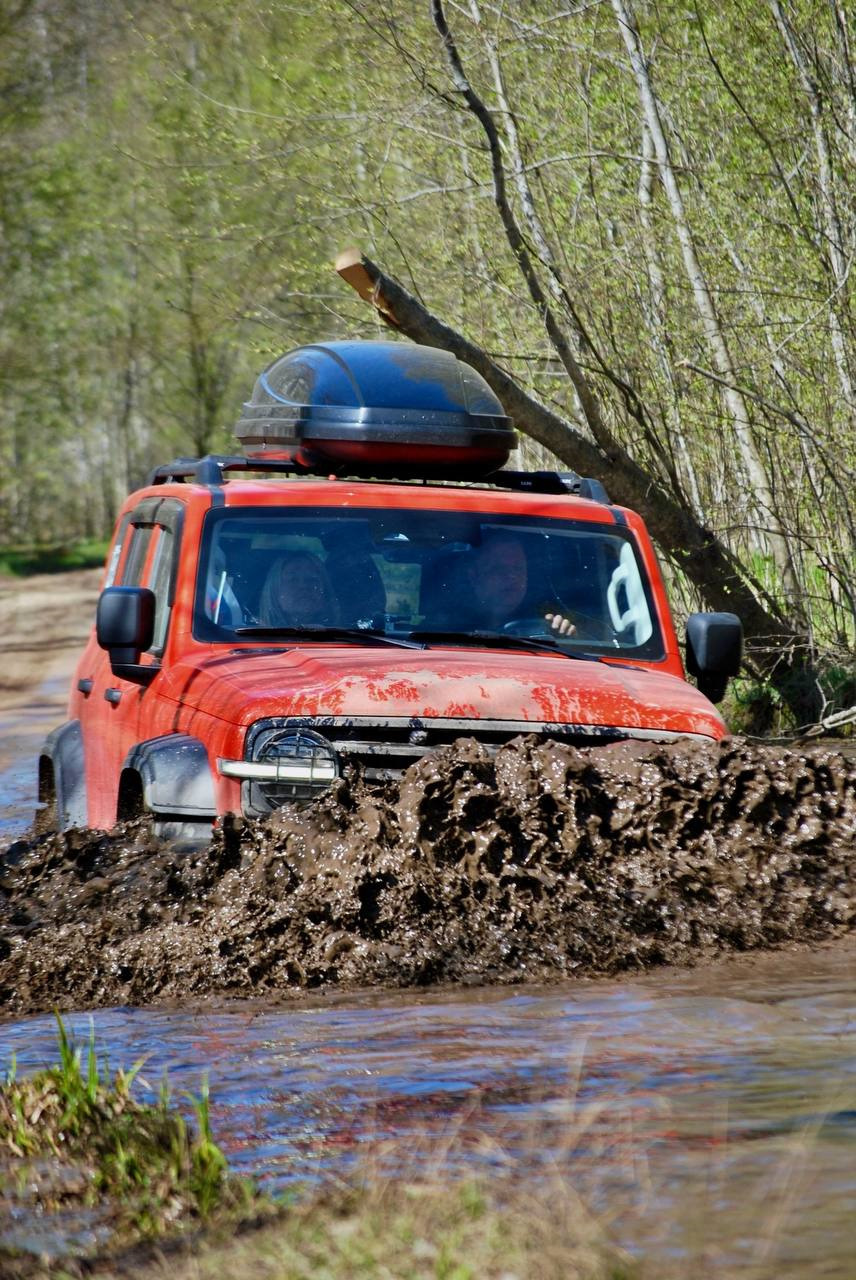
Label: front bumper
xmin=218 ymin=715 xmax=714 ymax=817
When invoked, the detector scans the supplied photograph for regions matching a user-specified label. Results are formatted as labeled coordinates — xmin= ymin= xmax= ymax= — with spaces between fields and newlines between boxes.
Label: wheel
xmin=34 ymin=759 xmax=59 ymax=835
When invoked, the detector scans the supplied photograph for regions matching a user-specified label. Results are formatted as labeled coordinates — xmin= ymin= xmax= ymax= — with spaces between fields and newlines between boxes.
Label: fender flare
xmin=122 ymin=734 xmax=217 ymax=819
xmin=41 ymin=721 xmax=88 ymax=830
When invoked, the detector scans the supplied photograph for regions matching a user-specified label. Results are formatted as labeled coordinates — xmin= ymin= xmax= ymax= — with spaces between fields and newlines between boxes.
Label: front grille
xmin=241 ymin=715 xmax=633 ymax=816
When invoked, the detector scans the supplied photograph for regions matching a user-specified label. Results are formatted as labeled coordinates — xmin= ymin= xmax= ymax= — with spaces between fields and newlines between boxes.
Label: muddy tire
xmin=34 ymin=759 xmax=59 ymax=835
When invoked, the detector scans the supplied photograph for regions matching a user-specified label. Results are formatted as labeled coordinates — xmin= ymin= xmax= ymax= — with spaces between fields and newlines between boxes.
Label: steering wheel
xmin=502 ymin=612 xmax=615 ymax=642
xmin=502 ymin=615 xmax=556 ymax=637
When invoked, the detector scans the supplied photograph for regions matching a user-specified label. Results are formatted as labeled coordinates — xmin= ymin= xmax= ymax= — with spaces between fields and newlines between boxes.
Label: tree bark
xmin=635 ymin=118 xmax=704 ymax=519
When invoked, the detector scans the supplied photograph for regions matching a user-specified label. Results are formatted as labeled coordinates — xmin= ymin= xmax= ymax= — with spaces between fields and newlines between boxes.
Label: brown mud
xmin=1 ymin=735 xmax=853 ymax=1016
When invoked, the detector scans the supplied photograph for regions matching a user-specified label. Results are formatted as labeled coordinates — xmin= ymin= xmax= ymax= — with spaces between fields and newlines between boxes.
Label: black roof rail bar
xmin=148 ymin=455 xmax=302 ymax=486
xmin=146 ymin=455 xmax=612 ymax=502
xmin=485 ymin=469 xmax=611 ymax=504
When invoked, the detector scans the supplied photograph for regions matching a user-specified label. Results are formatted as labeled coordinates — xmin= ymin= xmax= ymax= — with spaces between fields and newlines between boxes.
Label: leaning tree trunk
xmin=335 ymin=247 xmax=820 ymax=721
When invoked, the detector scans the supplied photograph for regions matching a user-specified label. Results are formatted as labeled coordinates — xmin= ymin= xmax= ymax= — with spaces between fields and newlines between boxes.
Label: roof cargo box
xmin=235 ymin=340 xmax=516 ymax=479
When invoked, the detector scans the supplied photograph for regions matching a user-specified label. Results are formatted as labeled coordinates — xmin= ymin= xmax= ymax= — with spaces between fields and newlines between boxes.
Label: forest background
xmin=0 ymin=0 xmax=853 ymax=728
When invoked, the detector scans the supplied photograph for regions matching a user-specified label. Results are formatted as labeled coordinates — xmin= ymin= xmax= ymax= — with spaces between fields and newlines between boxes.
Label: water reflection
xmin=2 ymin=947 xmax=854 ymax=1275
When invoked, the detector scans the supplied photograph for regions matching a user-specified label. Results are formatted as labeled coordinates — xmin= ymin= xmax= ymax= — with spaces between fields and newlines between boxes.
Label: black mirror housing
xmin=96 ymin=587 xmax=157 ymax=683
xmin=686 ymin=612 xmax=742 ymax=703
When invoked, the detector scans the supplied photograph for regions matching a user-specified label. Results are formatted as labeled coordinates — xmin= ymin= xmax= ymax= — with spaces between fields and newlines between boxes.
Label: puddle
xmin=2 ymin=950 xmax=854 ymax=1276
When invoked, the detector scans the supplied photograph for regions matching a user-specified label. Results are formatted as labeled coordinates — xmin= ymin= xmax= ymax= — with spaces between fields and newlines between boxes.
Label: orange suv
xmin=39 ymin=342 xmax=742 ymax=846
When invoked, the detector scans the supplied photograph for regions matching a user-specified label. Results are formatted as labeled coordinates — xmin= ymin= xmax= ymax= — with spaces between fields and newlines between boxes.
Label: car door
xmin=83 ymin=498 xmax=183 ymax=826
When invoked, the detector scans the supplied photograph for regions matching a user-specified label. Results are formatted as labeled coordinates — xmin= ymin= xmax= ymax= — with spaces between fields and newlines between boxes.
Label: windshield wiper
xmin=233 ymin=625 xmax=426 ymax=650
xmin=409 ymin=629 xmax=604 ymax=661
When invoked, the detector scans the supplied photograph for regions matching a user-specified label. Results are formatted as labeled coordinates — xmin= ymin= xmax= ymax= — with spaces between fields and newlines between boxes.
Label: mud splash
xmin=1 ymin=737 xmax=853 ymax=1015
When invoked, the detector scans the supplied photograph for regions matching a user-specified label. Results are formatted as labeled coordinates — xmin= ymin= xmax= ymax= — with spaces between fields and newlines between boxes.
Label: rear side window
xmin=119 ymin=525 xmax=154 ymax=587
xmin=109 ymin=500 xmax=183 ymax=654
xmin=148 ymin=526 xmax=175 ymax=652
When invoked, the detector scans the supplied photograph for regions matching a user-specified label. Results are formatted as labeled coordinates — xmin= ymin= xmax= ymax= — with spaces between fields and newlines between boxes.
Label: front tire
xmin=34 ymin=758 xmax=59 ymax=835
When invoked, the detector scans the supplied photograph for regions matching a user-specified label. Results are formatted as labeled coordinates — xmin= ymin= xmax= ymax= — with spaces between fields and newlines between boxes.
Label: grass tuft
xmin=0 ymin=1014 xmax=258 ymax=1251
xmin=137 ymin=1178 xmax=639 ymax=1280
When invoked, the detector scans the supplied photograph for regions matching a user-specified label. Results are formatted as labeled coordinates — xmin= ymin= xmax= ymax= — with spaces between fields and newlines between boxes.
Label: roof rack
xmin=147 ymin=455 xmax=611 ymax=504
xmin=148 ymin=455 xmax=301 ymax=486
xmin=486 ymin=470 xmax=610 ymax=503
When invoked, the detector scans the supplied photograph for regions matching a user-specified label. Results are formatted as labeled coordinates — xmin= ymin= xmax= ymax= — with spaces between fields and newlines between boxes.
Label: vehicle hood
xmin=159 ymin=645 xmax=726 ymax=739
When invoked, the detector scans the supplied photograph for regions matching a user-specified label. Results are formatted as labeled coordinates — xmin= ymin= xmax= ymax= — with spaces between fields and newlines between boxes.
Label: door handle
xmin=104 ymin=688 xmax=122 ymax=705
xmin=77 ymin=678 xmax=94 ymax=695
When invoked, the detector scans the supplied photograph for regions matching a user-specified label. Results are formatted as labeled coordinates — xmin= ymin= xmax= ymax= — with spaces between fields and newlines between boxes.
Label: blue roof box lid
xmin=235 ymin=340 xmax=515 ymax=478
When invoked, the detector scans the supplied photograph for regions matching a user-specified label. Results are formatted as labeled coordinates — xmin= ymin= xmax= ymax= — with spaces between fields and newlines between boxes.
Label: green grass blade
xmin=86 ymin=1020 xmax=99 ymax=1103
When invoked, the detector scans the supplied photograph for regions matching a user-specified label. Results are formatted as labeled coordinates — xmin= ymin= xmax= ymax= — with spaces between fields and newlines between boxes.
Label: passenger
xmin=258 ymin=551 xmax=339 ymax=627
xmin=461 ymin=532 xmax=577 ymax=635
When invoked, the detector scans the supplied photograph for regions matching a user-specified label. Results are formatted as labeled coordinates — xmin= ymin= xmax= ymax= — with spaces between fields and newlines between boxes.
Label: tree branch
xmin=430 ymin=0 xmax=619 ymax=456
xmin=333 ymin=245 xmax=808 ymax=678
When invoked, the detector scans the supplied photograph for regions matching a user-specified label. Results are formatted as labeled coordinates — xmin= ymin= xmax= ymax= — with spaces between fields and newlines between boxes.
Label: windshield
xmin=193 ymin=506 xmax=664 ymax=657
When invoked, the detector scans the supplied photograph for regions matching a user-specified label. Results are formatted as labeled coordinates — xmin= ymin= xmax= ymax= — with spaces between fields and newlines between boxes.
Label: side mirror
xmin=686 ymin=612 xmax=742 ymax=704
xmin=96 ymin=586 xmax=157 ymax=685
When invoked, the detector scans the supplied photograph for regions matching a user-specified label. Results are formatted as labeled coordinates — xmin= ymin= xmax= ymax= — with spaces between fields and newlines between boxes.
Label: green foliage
xmin=0 ymin=1014 xmax=250 ymax=1234
xmin=0 ymin=539 xmax=109 ymax=576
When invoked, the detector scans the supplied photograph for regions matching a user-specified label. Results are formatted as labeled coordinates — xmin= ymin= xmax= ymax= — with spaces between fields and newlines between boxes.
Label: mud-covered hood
xmin=159 ymin=645 xmax=725 ymax=738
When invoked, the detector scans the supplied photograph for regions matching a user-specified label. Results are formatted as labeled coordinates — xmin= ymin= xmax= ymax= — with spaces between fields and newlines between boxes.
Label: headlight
xmin=219 ymin=728 xmax=339 ymax=804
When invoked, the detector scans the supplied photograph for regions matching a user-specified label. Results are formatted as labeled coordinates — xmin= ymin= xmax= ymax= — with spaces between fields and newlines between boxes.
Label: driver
xmin=465 ymin=532 xmax=576 ymax=636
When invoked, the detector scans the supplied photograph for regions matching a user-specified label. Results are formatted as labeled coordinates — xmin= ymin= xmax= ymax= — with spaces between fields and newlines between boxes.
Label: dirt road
xmin=0 ymin=569 xmax=101 ymax=837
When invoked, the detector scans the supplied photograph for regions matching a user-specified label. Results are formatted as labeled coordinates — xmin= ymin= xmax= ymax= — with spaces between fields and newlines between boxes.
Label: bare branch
xmin=430 ymin=0 xmax=619 ymax=455
xmin=333 ymin=245 xmax=810 ymax=677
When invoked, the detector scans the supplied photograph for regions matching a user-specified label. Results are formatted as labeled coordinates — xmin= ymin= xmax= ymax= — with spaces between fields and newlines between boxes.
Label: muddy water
xmin=2 ymin=944 xmax=855 ymax=1276
xmin=1 ymin=736 xmax=853 ymax=1011
xmin=0 ymin=675 xmax=70 ymax=840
